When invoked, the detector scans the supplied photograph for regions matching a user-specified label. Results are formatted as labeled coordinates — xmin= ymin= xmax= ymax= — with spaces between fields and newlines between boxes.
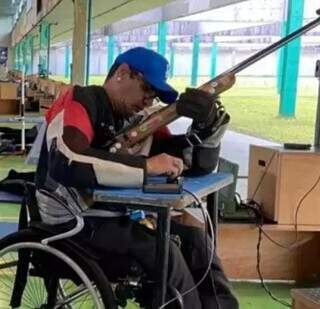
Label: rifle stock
xmin=109 ymin=11 xmax=320 ymax=154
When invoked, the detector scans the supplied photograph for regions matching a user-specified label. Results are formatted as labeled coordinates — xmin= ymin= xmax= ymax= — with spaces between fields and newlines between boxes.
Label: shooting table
xmin=93 ymin=172 xmax=233 ymax=308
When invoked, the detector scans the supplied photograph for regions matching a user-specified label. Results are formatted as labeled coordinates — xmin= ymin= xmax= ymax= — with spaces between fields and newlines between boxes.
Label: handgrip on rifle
xmin=199 ymin=73 xmax=236 ymax=95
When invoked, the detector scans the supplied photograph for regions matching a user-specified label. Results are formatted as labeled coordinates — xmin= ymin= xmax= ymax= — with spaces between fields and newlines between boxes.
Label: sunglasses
xmin=130 ymin=69 xmax=159 ymax=100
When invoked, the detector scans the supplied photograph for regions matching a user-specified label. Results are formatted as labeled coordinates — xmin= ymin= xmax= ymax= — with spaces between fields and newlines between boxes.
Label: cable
xmin=250 ymin=151 xmax=276 ymax=201
xmin=198 ymin=194 xmax=222 ymax=309
xmin=242 ymin=200 xmax=292 ymax=307
xmin=234 ymin=192 xmax=257 ymax=220
xmin=256 ymin=225 xmax=291 ymax=308
xmin=237 ymin=149 xmax=320 ymax=307
xmin=159 ymin=189 xmax=218 ymax=309
xmin=293 ymin=174 xmax=320 ymax=234
xmin=247 ymin=151 xmax=320 ymax=250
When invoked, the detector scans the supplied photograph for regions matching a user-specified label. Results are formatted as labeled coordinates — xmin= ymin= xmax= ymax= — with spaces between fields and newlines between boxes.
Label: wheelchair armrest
xmin=29 ymin=222 xmax=100 ymax=261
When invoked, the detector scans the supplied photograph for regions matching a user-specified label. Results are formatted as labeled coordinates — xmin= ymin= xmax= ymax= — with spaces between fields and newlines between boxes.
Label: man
xmin=35 ymin=47 xmax=238 ymax=309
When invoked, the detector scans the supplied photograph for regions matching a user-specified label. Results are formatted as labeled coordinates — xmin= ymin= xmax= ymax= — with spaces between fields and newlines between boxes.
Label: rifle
xmin=109 ymin=10 xmax=320 ymax=154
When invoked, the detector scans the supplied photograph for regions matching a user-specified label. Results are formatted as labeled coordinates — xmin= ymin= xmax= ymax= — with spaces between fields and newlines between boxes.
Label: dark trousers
xmin=75 ymin=216 xmax=239 ymax=309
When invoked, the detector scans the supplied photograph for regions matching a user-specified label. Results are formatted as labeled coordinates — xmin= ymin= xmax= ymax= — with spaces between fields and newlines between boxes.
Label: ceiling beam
xmin=104 ymin=0 xmax=247 ymax=36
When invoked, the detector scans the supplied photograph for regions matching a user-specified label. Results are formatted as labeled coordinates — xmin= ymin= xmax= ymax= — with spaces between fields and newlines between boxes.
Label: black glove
xmin=176 ymin=88 xmax=218 ymax=128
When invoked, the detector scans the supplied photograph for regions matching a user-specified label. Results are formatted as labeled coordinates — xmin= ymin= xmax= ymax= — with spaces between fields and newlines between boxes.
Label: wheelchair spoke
xmin=0 ymin=256 xmax=34 ymax=308
xmin=32 ymin=273 xmax=45 ymax=306
xmin=0 ymin=236 xmax=114 ymax=309
xmin=55 ymin=283 xmax=88 ymax=308
xmin=0 ymin=259 xmax=18 ymax=270
xmin=55 ymin=282 xmax=101 ymax=309
xmin=57 ymin=283 xmax=74 ymax=309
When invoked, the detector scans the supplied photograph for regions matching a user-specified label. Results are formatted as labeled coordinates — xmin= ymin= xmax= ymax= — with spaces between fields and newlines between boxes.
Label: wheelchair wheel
xmin=0 ymin=229 xmax=117 ymax=309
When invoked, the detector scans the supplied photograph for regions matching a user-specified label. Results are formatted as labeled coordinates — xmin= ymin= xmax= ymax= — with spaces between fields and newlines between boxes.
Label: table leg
xmin=153 ymin=207 xmax=171 ymax=308
xmin=207 ymin=191 xmax=219 ymax=250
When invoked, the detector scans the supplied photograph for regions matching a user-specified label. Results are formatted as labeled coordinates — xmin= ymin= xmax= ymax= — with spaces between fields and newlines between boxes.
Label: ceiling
xmin=7 ymin=0 xmax=249 ymax=47
xmin=10 ymin=0 xmax=175 ymax=47
xmin=44 ymin=0 xmax=248 ymax=45
xmin=46 ymin=0 xmax=175 ymax=44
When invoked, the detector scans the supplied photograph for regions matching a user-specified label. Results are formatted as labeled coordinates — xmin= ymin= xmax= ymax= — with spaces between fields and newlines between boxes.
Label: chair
xmin=0 ymin=182 xmax=133 ymax=308
xmin=0 ymin=178 xmax=184 ymax=308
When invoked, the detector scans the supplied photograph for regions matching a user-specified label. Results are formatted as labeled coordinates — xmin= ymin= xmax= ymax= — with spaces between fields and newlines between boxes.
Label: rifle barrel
xmin=214 ymin=15 xmax=320 ymax=79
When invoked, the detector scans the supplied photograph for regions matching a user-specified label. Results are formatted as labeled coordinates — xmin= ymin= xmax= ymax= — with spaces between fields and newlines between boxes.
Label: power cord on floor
xmin=256 ymin=226 xmax=292 ymax=307
xmin=236 ymin=199 xmax=292 ymax=307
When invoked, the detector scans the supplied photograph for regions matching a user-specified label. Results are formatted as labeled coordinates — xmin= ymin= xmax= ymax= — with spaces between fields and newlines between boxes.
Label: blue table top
xmin=93 ymin=172 xmax=233 ymax=209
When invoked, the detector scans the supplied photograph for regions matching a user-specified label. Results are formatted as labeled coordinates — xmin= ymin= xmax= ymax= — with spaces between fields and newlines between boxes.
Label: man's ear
xmin=115 ymin=63 xmax=131 ymax=80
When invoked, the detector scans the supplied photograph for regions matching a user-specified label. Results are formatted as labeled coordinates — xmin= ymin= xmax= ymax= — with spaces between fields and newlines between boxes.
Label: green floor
xmin=0 ymin=156 xmax=295 ymax=308
xmin=233 ymin=282 xmax=292 ymax=309
xmin=126 ymin=282 xmax=293 ymax=308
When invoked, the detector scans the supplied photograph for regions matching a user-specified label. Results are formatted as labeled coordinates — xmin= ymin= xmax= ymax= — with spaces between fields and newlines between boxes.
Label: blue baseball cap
xmin=114 ymin=47 xmax=178 ymax=104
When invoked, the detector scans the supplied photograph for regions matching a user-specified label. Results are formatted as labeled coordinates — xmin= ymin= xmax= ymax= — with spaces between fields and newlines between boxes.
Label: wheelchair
xmin=0 ymin=182 xmax=156 ymax=309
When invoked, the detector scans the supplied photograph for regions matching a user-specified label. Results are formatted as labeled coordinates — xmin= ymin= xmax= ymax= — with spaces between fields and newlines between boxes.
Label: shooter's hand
xmin=146 ymin=153 xmax=184 ymax=178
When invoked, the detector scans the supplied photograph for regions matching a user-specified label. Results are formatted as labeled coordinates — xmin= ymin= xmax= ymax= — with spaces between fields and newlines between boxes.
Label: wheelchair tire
xmin=0 ymin=229 xmax=118 ymax=309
